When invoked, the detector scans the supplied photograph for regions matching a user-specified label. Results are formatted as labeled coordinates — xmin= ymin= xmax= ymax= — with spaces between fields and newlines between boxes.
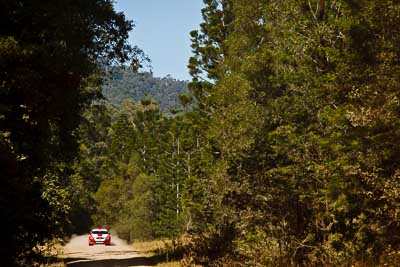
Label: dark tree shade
xmin=0 ymin=0 xmax=139 ymax=264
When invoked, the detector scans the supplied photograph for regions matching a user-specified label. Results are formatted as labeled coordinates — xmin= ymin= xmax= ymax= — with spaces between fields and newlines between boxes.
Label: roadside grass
xmin=131 ymin=238 xmax=201 ymax=267
xmin=132 ymin=239 xmax=171 ymax=256
xmin=40 ymin=263 xmax=65 ymax=267
xmin=131 ymin=239 xmax=181 ymax=266
xmin=32 ymin=239 xmax=66 ymax=267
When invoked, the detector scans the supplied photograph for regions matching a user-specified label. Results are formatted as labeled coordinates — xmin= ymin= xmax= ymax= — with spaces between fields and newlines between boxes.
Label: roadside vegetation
xmin=131 ymin=239 xmax=189 ymax=267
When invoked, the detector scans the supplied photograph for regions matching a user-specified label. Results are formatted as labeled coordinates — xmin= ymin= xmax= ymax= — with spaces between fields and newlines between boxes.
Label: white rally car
xmin=88 ymin=228 xmax=111 ymax=246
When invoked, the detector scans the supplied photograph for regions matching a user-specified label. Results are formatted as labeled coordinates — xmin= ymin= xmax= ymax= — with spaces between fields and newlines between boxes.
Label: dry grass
xmin=131 ymin=239 xmax=181 ymax=266
xmin=155 ymin=261 xmax=182 ymax=267
xmin=132 ymin=238 xmax=200 ymax=267
xmin=40 ymin=263 xmax=66 ymax=267
xmin=131 ymin=239 xmax=172 ymax=255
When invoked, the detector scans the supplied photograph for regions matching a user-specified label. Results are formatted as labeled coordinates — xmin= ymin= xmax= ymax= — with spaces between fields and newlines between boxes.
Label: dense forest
xmin=102 ymin=68 xmax=189 ymax=113
xmin=1 ymin=0 xmax=400 ymax=266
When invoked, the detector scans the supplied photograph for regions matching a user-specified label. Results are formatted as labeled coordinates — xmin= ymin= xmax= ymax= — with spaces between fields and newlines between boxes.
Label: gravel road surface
xmin=62 ymin=235 xmax=154 ymax=267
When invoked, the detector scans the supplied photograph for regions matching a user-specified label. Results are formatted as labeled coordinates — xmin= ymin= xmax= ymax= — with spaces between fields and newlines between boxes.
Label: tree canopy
xmin=185 ymin=0 xmax=400 ymax=265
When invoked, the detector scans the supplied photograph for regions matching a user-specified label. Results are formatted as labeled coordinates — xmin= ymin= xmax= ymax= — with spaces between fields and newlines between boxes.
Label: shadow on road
xmin=65 ymin=255 xmax=163 ymax=267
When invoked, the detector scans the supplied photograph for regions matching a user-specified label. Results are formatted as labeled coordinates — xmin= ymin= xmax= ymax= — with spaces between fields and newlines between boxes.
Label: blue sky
xmin=114 ymin=0 xmax=204 ymax=81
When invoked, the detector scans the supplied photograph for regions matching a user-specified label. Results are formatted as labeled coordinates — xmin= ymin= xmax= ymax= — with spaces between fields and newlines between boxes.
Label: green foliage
xmin=92 ymin=178 xmax=127 ymax=228
xmin=185 ymin=0 xmax=400 ymax=266
xmin=188 ymin=0 xmax=232 ymax=111
xmin=125 ymin=173 xmax=157 ymax=240
xmin=71 ymin=91 xmax=215 ymax=243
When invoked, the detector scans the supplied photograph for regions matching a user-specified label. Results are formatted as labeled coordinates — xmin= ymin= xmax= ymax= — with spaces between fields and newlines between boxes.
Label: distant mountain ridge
xmin=102 ymin=67 xmax=189 ymax=113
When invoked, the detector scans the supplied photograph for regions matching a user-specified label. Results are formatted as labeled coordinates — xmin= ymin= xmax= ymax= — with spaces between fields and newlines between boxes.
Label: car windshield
xmin=92 ymin=230 xmax=108 ymax=234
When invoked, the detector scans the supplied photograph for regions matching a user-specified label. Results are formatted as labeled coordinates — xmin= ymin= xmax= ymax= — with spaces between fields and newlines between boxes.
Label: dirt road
xmin=62 ymin=235 xmax=157 ymax=267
